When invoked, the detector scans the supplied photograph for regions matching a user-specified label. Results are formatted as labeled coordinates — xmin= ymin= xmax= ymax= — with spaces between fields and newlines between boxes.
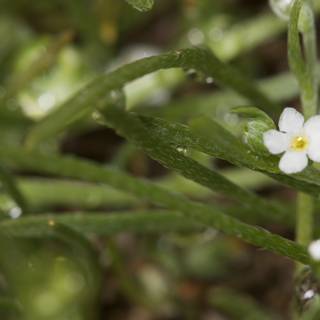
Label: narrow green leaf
xmin=0 ymin=165 xmax=28 ymax=214
xmin=288 ymin=0 xmax=306 ymax=85
xmin=126 ymin=0 xmax=154 ymax=12
xmin=15 ymin=174 xmax=273 ymax=209
xmin=17 ymin=178 xmax=138 ymax=209
xmin=138 ymin=114 xmax=320 ymax=196
xmin=208 ymin=288 xmax=277 ymax=320
xmin=139 ymin=68 xmax=313 ymax=120
xmin=13 ymin=176 xmax=287 ymax=226
xmin=100 ymin=106 xmax=288 ymax=223
xmin=288 ymin=0 xmax=317 ymax=118
xmin=0 ymin=211 xmax=202 ymax=237
xmin=0 ymin=146 xmax=309 ymax=264
xmin=26 ymin=47 xmax=279 ymax=148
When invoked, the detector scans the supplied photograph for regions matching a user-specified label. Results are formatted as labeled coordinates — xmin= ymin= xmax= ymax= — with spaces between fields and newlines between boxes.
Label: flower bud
xmin=231 ymin=107 xmax=275 ymax=155
xmin=244 ymin=120 xmax=274 ymax=155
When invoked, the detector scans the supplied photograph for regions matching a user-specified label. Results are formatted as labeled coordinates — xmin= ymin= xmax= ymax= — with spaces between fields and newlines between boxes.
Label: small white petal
xmin=304 ymin=115 xmax=320 ymax=136
xmin=279 ymin=151 xmax=308 ymax=174
xmin=307 ymin=134 xmax=320 ymax=162
xmin=263 ymin=130 xmax=290 ymax=154
xmin=309 ymin=240 xmax=320 ymax=261
xmin=279 ymin=107 xmax=304 ymax=133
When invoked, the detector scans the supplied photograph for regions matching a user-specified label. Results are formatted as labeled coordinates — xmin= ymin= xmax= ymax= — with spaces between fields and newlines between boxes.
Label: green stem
xmin=301 ymin=2 xmax=318 ymax=118
xmin=296 ymin=0 xmax=318 ymax=250
xmin=296 ymin=193 xmax=314 ymax=246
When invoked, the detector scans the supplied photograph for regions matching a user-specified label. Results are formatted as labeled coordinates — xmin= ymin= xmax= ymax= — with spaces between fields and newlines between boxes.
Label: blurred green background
xmin=0 ymin=0 xmax=317 ymax=319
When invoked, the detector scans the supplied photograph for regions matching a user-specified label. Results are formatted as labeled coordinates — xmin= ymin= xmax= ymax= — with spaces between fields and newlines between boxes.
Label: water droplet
xmin=92 ymin=111 xmax=102 ymax=122
xmin=176 ymin=146 xmax=188 ymax=156
xmin=48 ymin=219 xmax=56 ymax=227
xmin=187 ymin=28 xmax=205 ymax=45
xmin=205 ymin=77 xmax=214 ymax=84
xmin=38 ymin=92 xmax=56 ymax=112
xmin=269 ymin=0 xmax=293 ymax=20
xmin=185 ymin=68 xmax=207 ymax=83
xmin=174 ymin=50 xmax=183 ymax=59
xmin=224 ymin=113 xmax=239 ymax=126
xmin=8 ymin=206 xmax=22 ymax=219
xmin=107 ymin=89 xmax=126 ymax=109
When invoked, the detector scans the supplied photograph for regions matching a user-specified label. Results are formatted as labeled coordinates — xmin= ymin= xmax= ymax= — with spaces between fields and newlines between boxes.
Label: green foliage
xmin=25 ymin=47 xmax=279 ymax=148
xmin=0 ymin=0 xmax=320 ymax=318
xmin=126 ymin=0 xmax=154 ymax=12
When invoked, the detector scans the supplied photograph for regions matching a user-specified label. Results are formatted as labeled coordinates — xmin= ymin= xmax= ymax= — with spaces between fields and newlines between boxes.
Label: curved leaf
xmin=26 ymin=47 xmax=280 ymax=148
xmin=0 ymin=146 xmax=308 ymax=264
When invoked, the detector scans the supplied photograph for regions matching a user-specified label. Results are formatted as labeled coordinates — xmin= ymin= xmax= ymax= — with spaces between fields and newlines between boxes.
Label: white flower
xmin=263 ymin=107 xmax=320 ymax=174
xmin=308 ymin=240 xmax=320 ymax=261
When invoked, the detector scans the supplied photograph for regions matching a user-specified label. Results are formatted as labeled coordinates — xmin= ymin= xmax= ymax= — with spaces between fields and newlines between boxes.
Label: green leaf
xmin=15 ymin=174 xmax=275 ymax=212
xmin=0 ymin=165 xmax=28 ymax=214
xmin=13 ymin=176 xmax=289 ymax=226
xmin=0 ymin=32 xmax=72 ymax=106
xmin=231 ymin=106 xmax=275 ymax=127
xmin=0 ymin=211 xmax=202 ymax=237
xmin=232 ymin=106 xmax=275 ymax=155
xmin=126 ymin=0 xmax=154 ymax=12
xmin=0 ymin=146 xmax=309 ymax=264
xmin=135 ymin=115 xmax=320 ymax=195
xmin=26 ymin=47 xmax=280 ymax=148
xmin=99 ymin=106 xmax=288 ymax=224
xmin=288 ymin=0 xmax=306 ymax=85
xmin=208 ymin=288 xmax=277 ymax=320
xmin=288 ymin=0 xmax=318 ymax=118
xmin=139 ymin=68 xmax=308 ymax=121
xmin=17 ymin=178 xmax=138 ymax=210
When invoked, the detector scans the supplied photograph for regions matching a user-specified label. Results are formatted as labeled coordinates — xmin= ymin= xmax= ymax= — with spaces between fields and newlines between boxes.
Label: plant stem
xmin=301 ymin=2 xmax=318 ymax=119
xmin=296 ymin=193 xmax=314 ymax=247
xmin=296 ymin=0 xmax=318 ymax=251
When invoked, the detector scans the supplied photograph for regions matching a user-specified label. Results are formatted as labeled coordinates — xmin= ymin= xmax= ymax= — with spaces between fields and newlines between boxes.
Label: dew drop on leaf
xmin=176 ymin=146 xmax=188 ymax=156
xmin=8 ymin=206 xmax=22 ymax=219
xmin=185 ymin=68 xmax=207 ymax=83
xmin=187 ymin=28 xmax=204 ymax=46
xmin=205 ymin=77 xmax=214 ymax=84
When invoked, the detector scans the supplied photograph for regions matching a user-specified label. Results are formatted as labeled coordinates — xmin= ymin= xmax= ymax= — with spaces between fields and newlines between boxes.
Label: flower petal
xmin=304 ymin=115 xmax=320 ymax=137
xmin=279 ymin=107 xmax=304 ymax=133
xmin=263 ymin=130 xmax=290 ymax=154
xmin=308 ymin=134 xmax=320 ymax=162
xmin=279 ymin=151 xmax=308 ymax=174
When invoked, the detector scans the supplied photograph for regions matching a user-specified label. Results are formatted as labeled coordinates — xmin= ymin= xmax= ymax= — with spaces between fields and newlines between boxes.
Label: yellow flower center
xmin=291 ymin=136 xmax=309 ymax=151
